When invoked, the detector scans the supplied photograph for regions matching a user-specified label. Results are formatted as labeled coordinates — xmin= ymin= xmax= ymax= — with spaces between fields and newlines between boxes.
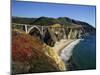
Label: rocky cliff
xmin=42 ymin=23 xmax=95 ymax=47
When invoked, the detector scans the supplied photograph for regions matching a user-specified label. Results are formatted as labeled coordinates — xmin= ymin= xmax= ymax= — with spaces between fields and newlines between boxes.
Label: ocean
xmin=60 ymin=35 xmax=96 ymax=71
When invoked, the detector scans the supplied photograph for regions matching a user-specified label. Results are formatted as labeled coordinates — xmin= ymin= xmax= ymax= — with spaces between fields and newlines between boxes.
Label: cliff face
xmin=42 ymin=23 xmax=95 ymax=47
xmin=12 ymin=29 xmax=66 ymax=74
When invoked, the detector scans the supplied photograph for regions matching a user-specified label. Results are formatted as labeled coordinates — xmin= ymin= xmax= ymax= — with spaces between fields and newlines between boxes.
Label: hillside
xmin=12 ymin=16 xmax=95 ymax=29
xmin=30 ymin=17 xmax=60 ymax=25
xmin=12 ymin=29 xmax=66 ymax=74
xmin=12 ymin=17 xmax=36 ymax=24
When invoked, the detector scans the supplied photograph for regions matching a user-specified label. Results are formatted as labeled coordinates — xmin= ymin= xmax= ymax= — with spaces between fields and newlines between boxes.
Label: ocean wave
xmin=60 ymin=39 xmax=81 ymax=62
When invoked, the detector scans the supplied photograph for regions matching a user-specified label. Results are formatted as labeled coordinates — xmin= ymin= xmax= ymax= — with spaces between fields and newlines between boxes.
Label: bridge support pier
xmin=25 ymin=25 xmax=28 ymax=33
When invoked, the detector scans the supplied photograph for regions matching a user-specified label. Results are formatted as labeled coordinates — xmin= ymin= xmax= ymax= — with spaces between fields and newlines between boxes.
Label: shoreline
xmin=52 ymin=39 xmax=76 ymax=55
xmin=60 ymin=39 xmax=81 ymax=62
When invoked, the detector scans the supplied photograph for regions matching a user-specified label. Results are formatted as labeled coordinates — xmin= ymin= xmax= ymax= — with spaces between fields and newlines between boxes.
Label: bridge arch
xmin=28 ymin=26 xmax=43 ymax=40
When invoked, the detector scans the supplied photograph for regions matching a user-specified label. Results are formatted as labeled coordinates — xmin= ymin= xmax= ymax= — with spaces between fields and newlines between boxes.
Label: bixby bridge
xmin=12 ymin=23 xmax=86 ymax=46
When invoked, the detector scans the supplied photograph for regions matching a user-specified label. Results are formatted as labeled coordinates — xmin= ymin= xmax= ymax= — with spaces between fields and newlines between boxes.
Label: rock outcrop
xmin=43 ymin=24 xmax=91 ymax=47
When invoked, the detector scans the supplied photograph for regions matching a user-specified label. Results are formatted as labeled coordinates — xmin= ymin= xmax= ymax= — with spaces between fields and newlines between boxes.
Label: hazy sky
xmin=12 ymin=1 xmax=96 ymax=27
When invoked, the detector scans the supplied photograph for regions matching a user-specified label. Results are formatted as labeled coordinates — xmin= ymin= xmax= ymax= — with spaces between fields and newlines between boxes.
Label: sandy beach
xmin=52 ymin=39 xmax=75 ymax=55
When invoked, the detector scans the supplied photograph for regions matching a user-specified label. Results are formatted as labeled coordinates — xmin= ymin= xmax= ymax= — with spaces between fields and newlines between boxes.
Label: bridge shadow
xmin=43 ymin=29 xmax=55 ymax=47
xmin=29 ymin=27 xmax=42 ymax=41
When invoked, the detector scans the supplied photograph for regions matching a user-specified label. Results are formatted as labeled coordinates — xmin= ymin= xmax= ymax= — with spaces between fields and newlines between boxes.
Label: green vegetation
xmin=57 ymin=17 xmax=72 ymax=26
xmin=12 ymin=17 xmax=36 ymax=24
xmin=12 ymin=16 xmax=95 ymax=28
xmin=30 ymin=17 xmax=60 ymax=26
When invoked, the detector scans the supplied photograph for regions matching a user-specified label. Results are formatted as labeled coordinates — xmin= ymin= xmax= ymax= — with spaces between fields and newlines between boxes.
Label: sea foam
xmin=60 ymin=39 xmax=81 ymax=62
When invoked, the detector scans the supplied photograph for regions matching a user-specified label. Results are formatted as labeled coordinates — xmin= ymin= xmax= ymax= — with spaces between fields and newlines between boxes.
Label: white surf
xmin=60 ymin=39 xmax=82 ymax=62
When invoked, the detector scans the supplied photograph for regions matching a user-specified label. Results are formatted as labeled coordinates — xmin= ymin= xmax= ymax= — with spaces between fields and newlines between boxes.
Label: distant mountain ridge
xmin=12 ymin=16 xmax=95 ymax=29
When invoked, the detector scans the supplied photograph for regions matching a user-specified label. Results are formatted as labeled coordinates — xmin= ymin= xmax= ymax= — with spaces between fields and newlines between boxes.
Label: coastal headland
xmin=12 ymin=16 xmax=95 ymax=74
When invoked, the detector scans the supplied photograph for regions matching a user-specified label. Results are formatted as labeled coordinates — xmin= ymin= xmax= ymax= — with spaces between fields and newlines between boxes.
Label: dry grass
xmin=12 ymin=29 xmax=66 ymax=74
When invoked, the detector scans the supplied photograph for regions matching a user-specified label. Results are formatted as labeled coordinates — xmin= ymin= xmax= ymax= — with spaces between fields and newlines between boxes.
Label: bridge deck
xmin=12 ymin=23 xmax=84 ymax=28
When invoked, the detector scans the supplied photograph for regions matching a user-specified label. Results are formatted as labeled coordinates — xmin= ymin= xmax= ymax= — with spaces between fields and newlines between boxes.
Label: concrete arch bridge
xmin=12 ymin=23 xmax=87 ymax=47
